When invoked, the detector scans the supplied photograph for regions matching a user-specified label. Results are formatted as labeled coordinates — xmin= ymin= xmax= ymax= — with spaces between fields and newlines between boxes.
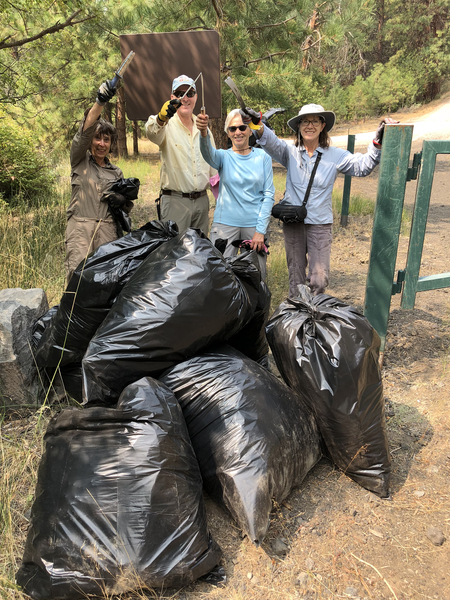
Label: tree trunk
xmin=132 ymin=120 xmax=139 ymax=156
xmin=376 ymin=0 xmax=385 ymax=63
xmin=103 ymin=103 xmax=112 ymax=124
xmin=116 ymin=87 xmax=128 ymax=158
xmin=209 ymin=114 xmax=228 ymax=149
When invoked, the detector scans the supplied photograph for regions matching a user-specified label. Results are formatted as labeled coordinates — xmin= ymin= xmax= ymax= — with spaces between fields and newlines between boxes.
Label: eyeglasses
xmin=173 ymin=89 xmax=196 ymax=98
xmin=228 ymin=125 xmax=248 ymax=133
xmin=299 ymin=119 xmax=323 ymax=127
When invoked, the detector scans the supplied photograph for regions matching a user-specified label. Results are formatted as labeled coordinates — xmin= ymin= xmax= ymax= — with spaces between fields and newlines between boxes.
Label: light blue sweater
xmin=200 ymin=134 xmax=275 ymax=234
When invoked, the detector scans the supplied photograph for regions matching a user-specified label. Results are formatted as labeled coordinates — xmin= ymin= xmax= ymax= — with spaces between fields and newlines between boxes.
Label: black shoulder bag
xmin=272 ymin=151 xmax=322 ymax=224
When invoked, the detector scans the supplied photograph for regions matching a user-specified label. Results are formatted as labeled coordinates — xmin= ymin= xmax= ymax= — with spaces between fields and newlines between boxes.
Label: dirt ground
xmin=170 ymin=99 xmax=450 ymax=600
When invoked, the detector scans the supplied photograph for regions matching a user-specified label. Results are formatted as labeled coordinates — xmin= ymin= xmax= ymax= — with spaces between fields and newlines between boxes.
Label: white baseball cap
xmin=287 ymin=103 xmax=336 ymax=133
xmin=172 ymin=75 xmax=196 ymax=93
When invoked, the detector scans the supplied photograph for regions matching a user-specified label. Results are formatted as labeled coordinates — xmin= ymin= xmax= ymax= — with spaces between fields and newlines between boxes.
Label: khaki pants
xmin=160 ymin=192 xmax=209 ymax=236
xmin=65 ymin=216 xmax=117 ymax=286
xmin=283 ymin=222 xmax=333 ymax=297
xmin=209 ymin=222 xmax=268 ymax=281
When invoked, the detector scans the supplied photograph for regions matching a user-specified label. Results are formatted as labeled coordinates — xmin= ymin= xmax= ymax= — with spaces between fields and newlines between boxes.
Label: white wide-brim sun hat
xmin=287 ymin=103 xmax=336 ymax=133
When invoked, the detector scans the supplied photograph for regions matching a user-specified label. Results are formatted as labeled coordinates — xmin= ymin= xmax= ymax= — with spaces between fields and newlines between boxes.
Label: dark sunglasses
xmin=173 ymin=89 xmax=196 ymax=98
xmin=228 ymin=125 xmax=248 ymax=133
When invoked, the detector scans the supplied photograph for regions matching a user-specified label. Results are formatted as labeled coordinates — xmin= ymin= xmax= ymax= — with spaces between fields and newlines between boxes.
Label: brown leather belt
xmin=162 ymin=189 xmax=207 ymax=200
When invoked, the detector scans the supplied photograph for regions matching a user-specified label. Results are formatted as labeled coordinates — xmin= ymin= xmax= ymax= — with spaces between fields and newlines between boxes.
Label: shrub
xmin=0 ymin=113 xmax=55 ymax=205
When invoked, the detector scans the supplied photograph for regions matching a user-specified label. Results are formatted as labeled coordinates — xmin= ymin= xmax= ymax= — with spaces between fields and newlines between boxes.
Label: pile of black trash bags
xmin=17 ymin=222 xmax=391 ymax=599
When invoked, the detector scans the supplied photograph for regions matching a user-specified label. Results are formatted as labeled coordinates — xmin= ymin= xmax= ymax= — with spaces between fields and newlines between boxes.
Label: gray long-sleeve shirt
xmin=258 ymin=126 xmax=381 ymax=224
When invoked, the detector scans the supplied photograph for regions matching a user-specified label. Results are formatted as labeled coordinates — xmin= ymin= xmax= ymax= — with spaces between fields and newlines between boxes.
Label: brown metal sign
xmin=119 ymin=31 xmax=221 ymax=121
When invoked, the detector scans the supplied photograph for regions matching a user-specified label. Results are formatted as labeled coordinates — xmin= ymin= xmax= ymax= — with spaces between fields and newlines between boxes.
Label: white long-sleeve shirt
xmin=145 ymin=112 xmax=216 ymax=193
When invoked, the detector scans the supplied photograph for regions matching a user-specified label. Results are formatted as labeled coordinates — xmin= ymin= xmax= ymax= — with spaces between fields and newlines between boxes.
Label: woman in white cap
xmin=241 ymin=103 xmax=396 ymax=297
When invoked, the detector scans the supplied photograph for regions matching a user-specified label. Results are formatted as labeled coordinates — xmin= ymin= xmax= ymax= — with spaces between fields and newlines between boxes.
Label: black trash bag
xmin=101 ymin=178 xmax=140 ymax=236
xmin=160 ymin=345 xmax=322 ymax=545
xmin=266 ymin=286 xmax=391 ymax=498
xmin=31 ymin=306 xmax=83 ymax=403
xmin=16 ymin=377 xmax=222 ymax=599
xmin=227 ymin=252 xmax=271 ymax=362
xmin=34 ymin=221 xmax=179 ymax=369
xmin=82 ymin=229 xmax=253 ymax=406
xmin=106 ymin=177 xmax=140 ymax=201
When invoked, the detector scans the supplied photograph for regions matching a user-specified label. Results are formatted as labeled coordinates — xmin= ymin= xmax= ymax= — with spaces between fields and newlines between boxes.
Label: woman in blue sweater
xmin=196 ymin=109 xmax=275 ymax=279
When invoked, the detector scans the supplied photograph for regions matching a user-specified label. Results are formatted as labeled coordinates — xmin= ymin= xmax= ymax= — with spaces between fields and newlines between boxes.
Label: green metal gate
xmin=363 ymin=126 xmax=450 ymax=351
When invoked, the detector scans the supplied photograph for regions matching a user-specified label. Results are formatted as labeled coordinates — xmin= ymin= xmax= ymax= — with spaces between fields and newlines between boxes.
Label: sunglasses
xmin=299 ymin=119 xmax=324 ymax=127
xmin=228 ymin=125 xmax=248 ymax=133
xmin=173 ymin=89 xmax=196 ymax=98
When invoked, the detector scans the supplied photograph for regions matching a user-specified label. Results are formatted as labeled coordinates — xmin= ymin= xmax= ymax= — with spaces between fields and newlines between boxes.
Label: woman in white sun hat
xmin=241 ymin=103 xmax=397 ymax=297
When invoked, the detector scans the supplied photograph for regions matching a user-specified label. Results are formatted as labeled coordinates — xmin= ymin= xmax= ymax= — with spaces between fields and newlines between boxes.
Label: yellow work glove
xmin=158 ymin=99 xmax=180 ymax=122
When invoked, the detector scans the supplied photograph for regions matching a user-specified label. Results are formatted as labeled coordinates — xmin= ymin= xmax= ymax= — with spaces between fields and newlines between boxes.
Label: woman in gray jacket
xmin=244 ymin=103 xmax=396 ymax=297
xmin=65 ymin=80 xmax=124 ymax=285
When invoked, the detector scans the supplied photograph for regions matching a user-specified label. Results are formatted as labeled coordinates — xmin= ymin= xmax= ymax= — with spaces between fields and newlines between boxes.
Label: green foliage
xmin=1 ymin=0 xmax=450 ymax=146
xmin=0 ymin=113 xmax=55 ymax=204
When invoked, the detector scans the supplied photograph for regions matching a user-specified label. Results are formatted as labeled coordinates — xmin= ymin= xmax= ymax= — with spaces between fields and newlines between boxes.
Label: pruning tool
xmin=110 ymin=51 xmax=136 ymax=88
xmin=224 ymin=76 xmax=246 ymax=110
xmin=178 ymin=72 xmax=205 ymax=113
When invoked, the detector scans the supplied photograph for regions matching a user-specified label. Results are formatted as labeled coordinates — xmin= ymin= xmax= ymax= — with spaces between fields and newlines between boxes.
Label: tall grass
xmin=0 ymin=159 xmax=70 ymax=305
xmin=0 ymin=410 xmax=50 ymax=600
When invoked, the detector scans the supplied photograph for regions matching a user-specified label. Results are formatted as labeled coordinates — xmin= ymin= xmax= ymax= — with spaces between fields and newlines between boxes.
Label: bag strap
xmin=302 ymin=151 xmax=322 ymax=207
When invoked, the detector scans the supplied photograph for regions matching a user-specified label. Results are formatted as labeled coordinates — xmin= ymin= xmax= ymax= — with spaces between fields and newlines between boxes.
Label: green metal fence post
xmin=401 ymin=140 xmax=450 ymax=309
xmin=363 ymin=125 xmax=413 ymax=350
xmin=340 ymin=134 xmax=355 ymax=227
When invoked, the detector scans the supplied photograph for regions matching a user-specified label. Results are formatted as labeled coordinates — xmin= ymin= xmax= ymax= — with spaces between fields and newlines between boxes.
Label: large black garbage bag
xmin=228 ymin=253 xmax=271 ymax=362
xmin=160 ymin=345 xmax=321 ymax=545
xmin=226 ymin=251 xmax=271 ymax=363
xmin=16 ymin=377 xmax=221 ymax=599
xmin=34 ymin=221 xmax=179 ymax=369
xmin=31 ymin=306 xmax=83 ymax=403
xmin=266 ymin=286 xmax=391 ymax=498
xmin=82 ymin=229 xmax=253 ymax=406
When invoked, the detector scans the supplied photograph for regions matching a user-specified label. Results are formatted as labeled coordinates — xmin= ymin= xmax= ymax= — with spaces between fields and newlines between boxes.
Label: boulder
xmin=0 ymin=288 xmax=48 ymax=410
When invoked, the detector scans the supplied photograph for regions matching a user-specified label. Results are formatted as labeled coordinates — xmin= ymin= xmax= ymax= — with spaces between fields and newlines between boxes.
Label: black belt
xmin=162 ymin=189 xmax=207 ymax=200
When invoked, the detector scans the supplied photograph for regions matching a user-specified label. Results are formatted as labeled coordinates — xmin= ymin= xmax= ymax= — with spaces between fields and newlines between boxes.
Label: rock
xmin=426 ymin=527 xmax=446 ymax=546
xmin=296 ymin=516 xmax=305 ymax=525
xmin=0 ymin=288 xmax=48 ymax=409
xmin=344 ymin=586 xmax=359 ymax=597
xmin=305 ymin=558 xmax=315 ymax=570
xmin=247 ymin=572 xmax=253 ymax=580
xmin=272 ymin=537 xmax=289 ymax=555
xmin=295 ymin=572 xmax=308 ymax=587
xmin=413 ymin=490 xmax=425 ymax=498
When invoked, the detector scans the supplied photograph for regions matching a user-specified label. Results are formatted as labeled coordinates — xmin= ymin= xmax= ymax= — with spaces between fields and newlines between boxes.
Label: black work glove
xmin=158 ymin=99 xmax=181 ymax=123
xmin=96 ymin=80 xmax=116 ymax=106
xmin=101 ymin=191 xmax=127 ymax=209
xmin=374 ymin=119 xmax=387 ymax=147
xmin=240 ymin=107 xmax=262 ymax=130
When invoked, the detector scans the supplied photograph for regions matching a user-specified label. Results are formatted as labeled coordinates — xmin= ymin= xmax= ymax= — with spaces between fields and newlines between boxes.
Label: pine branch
xmin=211 ymin=0 xmax=223 ymax=21
xmin=0 ymin=10 xmax=95 ymax=51
xmin=248 ymin=17 xmax=296 ymax=31
xmin=243 ymin=50 xmax=291 ymax=66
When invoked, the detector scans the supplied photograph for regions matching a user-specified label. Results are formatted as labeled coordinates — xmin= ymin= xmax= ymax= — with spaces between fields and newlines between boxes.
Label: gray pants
xmin=283 ymin=222 xmax=332 ymax=297
xmin=209 ymin=222 xmax=268 ymax=280
xmin=160 ymin=192 xmax=210 ymax=235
